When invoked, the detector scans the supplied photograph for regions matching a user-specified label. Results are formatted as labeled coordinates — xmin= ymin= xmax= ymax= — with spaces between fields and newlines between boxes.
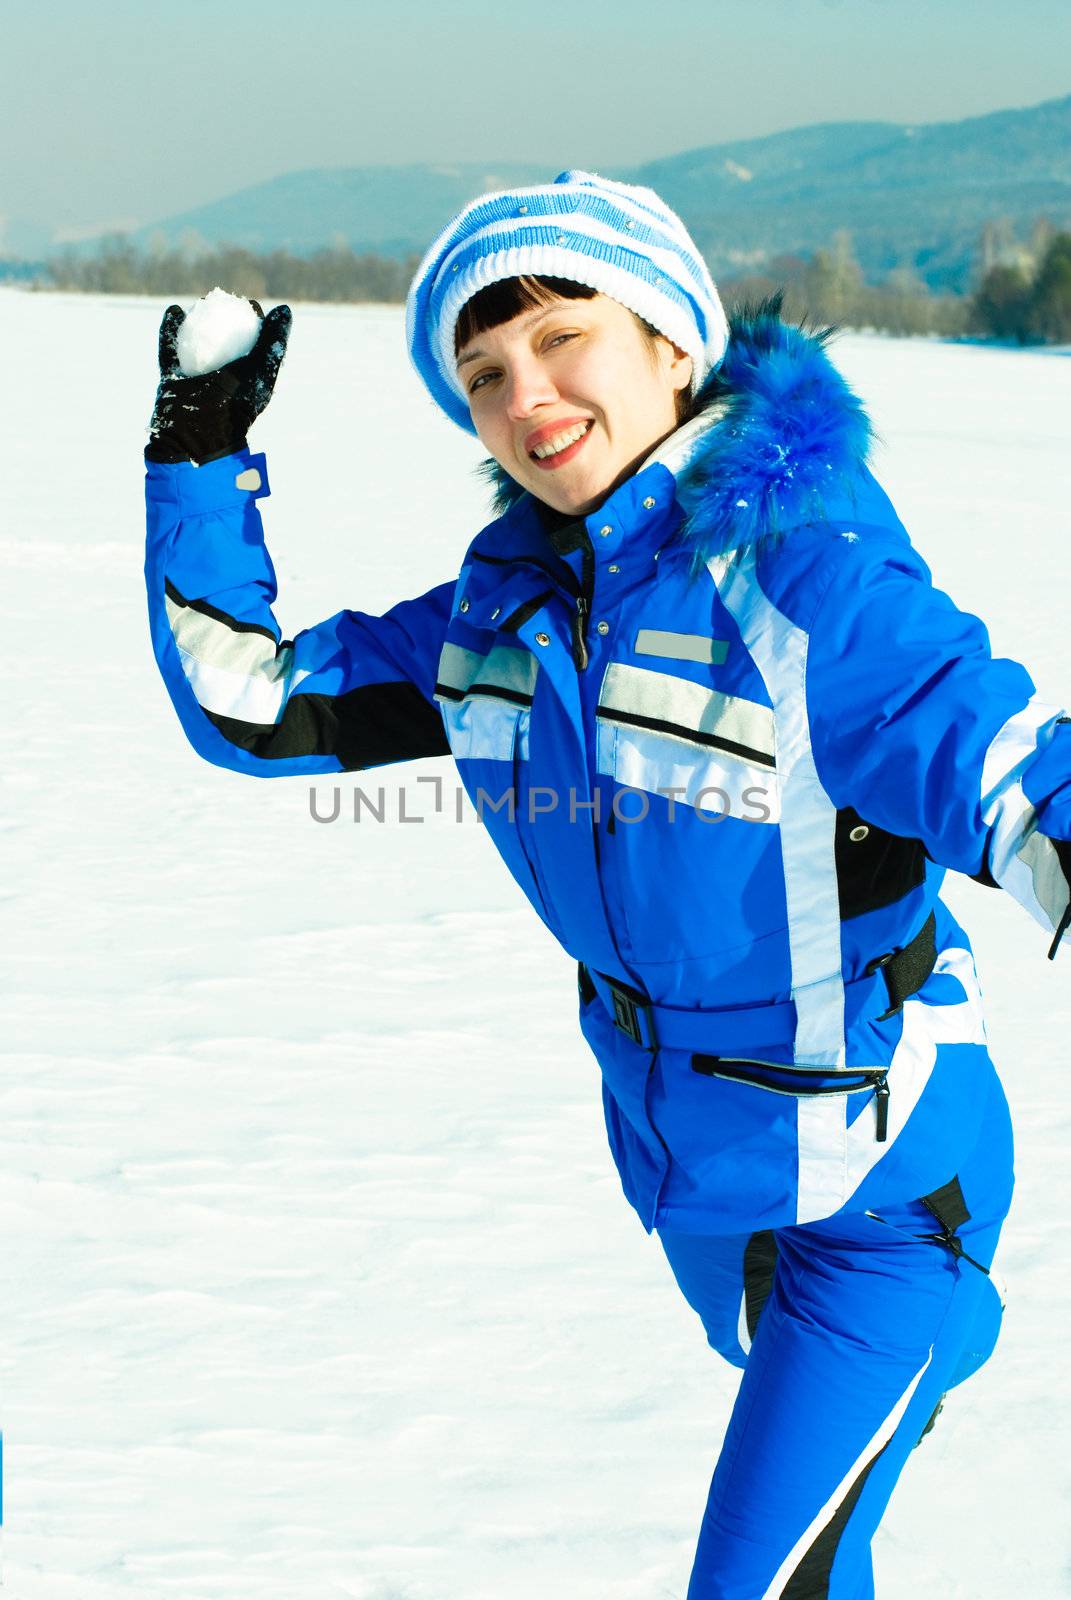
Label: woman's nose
xmin=504 ymin=357 xmax=559 ymax=419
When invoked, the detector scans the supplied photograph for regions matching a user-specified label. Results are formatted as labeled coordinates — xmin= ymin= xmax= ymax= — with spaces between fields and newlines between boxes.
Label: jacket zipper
xmin=572 ymin=593 xmax=590 ymax=670
xmin=692 ymin=1056 xmax=891 ymax=1143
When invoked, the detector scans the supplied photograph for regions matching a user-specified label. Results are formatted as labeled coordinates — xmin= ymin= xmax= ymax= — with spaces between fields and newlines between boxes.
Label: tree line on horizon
xmin=11 ymin=219 xmax=1071 ymax=345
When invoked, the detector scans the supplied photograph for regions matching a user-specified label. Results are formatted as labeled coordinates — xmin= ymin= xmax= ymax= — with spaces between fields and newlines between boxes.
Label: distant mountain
xmin=130 ymin=163 xmax=552 ymax=263
xmin=636 ymin=96 xmax=1071 ymax=289
xmin=118 ymin=95 xmax=1071 ymax=291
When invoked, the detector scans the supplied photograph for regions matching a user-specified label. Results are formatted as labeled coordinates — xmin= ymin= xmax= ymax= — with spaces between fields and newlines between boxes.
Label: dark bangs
xmin=454 ymin=275 xmax=598 ymax=355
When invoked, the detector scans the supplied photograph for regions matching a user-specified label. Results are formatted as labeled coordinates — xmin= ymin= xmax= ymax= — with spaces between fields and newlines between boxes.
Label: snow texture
xmin=1 ymin=289 xmax=1068 ymax=1599
xmin=174 ymin=287 xmax=261 ymax=377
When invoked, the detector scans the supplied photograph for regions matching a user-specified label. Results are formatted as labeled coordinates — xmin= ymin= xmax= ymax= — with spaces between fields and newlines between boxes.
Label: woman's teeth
xmin=531 ymin=421 xmax=590 ymax=459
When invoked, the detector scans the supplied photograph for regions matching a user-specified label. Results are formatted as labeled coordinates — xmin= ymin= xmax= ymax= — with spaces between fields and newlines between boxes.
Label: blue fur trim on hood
xmin=477 ymin=297 xmax=874 ymax=570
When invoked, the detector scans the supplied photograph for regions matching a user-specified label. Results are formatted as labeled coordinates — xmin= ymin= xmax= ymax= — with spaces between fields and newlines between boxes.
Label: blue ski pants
xmin=657 ymin=1068 xmax=1014 ymax=1599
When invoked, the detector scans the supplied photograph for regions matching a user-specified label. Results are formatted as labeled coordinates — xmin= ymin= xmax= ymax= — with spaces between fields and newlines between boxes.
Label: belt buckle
xmin=607 ymin=977 xmax=657 ymax=1049
xmin=864 ymin=945 xmax=902 ymax=1022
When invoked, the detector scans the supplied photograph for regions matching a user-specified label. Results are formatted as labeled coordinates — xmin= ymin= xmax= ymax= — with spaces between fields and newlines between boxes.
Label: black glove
xmin=145 ymin=299 xmax=292 ymax=465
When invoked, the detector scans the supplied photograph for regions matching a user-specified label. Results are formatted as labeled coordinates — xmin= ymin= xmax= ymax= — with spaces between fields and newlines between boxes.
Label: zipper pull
xmin=571 ymin=593 xmax=590 ymax=671
xmin=874 ymin=1076 xmax=890 ymax=1142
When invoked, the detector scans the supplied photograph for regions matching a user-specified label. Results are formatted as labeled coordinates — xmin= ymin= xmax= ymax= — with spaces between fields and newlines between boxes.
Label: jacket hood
xmin=478 ymin=296 xmax=874 ymax=570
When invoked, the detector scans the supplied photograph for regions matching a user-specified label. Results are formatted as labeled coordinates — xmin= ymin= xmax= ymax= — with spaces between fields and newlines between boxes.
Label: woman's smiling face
xmin=455 ymin=290 xmax=693 ymax=517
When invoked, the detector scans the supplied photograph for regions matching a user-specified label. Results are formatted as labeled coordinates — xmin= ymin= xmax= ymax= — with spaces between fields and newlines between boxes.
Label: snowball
xmin=175 ymin=288 xmax=262 ymax=377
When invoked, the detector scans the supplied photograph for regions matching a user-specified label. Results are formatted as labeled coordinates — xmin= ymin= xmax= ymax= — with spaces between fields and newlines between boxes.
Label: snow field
xmin=0 ymin=289 xmax=1068 ymax=1598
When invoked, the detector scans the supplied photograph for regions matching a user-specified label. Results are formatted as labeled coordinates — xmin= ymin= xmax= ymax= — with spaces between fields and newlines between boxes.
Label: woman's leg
xmin=657 ymin=1229 xmax=773 ymax=1371
xmin=658 ymin=1072 xmax=1014 ymax=1599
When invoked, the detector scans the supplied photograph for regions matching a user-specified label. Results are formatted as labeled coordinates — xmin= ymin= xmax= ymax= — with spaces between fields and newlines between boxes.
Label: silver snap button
xmin=607 ymin=563 xmax=620 ymax=573
xmin=599 ymin=524 xmax=613 ymax=538
xmin=490 ymin=606 xmax=500 ymax=620
xmin=596 ymin=621 xmax=610 ymax=636
xmin=642 ymin=496 xmax=656 ymax=509
xmin=458 ymin=598 xmax=470 ymax=613
xmin=534 ymin=631 xmax=550 ymax=647
xmin=849 ymin=825 xmax=869 ymax=842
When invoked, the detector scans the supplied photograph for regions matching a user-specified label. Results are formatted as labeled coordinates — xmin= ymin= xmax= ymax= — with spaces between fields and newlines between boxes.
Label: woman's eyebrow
xmin=456 ymin=305 xmax=567 ymax=368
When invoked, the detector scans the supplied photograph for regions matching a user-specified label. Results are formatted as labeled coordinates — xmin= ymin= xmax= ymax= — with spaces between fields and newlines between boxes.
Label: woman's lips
xmin=524 ymin=415 xmax=591 ymax=453
xmin=527 ymin=419 xmax=594 ymax=471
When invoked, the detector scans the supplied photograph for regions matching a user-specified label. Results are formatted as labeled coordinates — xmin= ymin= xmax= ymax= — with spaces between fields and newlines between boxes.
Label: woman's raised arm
xmin=144 ymin=303 xmax=452 ymax=778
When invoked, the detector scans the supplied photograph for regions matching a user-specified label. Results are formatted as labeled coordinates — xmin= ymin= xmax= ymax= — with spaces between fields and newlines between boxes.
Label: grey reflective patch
xmin=234 ymin=467 xmax=262 ymax=492
xmin=599 ymin=661 xmax=775 ymax=765
xmin=165 ymin=590 xmax=291 ymax=681
xmin=435 ymin=641 xmax=538 ymax=703
xmin=1018 ymin=828 xmax=1071 ymax=929
xmin=635 ymin=628 xmax=729 ymax=666
xmin=435 ymin=642 xmax=483 ymax=696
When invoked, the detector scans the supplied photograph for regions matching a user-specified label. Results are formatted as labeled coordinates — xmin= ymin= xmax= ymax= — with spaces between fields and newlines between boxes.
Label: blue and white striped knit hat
xmin=405 ymin=169 xmax=729 ymax=435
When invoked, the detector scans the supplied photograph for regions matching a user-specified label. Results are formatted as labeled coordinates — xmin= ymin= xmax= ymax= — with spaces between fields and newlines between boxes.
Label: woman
xmin=144 ymin=170 xmax=1070 ymax=1597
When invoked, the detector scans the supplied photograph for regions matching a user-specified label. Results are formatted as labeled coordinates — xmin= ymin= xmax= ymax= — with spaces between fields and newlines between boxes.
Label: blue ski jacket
xmin=144 ymin=311 xmax=1071 ymax=1236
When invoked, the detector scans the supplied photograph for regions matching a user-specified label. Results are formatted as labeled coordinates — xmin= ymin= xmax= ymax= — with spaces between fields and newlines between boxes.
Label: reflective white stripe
xmin=441 ymin=698 xmax=527 ymax=762
xmin=435 ymin=641 xmax=538 ymax=702
xmin=175 ymin=645 xmax=294 ymax=723
xmin=596 ymin=716 xmax=780 ymax=822
xmin=760 ymin=1350 xmax=933 ymax=1599
xmin=708 ymin=547 xmax=846 ymax=1222
xmin=599 ymin=661 xmax=775 ymax=763
xmin=166 ymin=593 xmax=309 ymax=723
xmin=842 ymin=945 xmax=986 ymax=1200
xmin=737 ymin=1290 xmax=752 ymax=1358
xmin=795 ymin=1097 xmax=848 ymax=1226
xmin=979 ymin=695 xmax=1067 ymax=932
xmin=709 ymin=551 xmax=845 ymax=1067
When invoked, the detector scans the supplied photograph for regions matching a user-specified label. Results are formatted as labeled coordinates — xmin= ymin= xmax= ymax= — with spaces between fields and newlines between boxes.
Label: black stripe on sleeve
xmin=164 ymin=578 xmax=279 ymax=642
xmin=206 ymin=680 xmax=451 ymax=769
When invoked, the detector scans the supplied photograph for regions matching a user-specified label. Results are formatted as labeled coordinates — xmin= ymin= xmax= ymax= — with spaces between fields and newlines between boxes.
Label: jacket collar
xmin=479 ymin=297 xmax=873 ymax=573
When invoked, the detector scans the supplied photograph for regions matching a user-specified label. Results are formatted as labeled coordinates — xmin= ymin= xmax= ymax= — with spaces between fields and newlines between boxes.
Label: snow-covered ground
xmin=1 ymin=289 xmax=1068 ymax=1599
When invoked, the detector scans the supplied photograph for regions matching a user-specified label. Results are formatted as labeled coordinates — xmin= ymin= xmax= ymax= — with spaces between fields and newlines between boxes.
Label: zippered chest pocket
xmin=691 ymin=1055 xmax=891 ymax=1143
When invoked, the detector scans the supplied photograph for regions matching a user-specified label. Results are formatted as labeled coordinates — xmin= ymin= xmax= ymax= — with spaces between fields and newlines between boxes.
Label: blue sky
xmin=5 ymin=0 xmax=1069 ymax=240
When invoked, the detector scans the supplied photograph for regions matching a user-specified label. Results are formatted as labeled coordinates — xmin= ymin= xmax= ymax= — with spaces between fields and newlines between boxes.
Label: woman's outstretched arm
xmin=806 ymin=531 xmax=1071 ymax=956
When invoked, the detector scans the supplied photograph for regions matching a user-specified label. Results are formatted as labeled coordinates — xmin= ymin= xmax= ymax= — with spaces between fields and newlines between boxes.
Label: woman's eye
xmin=468 ymin=370 xmax=497 ymax=394
xmin=545 ymin=331 xmax=578 ymax=350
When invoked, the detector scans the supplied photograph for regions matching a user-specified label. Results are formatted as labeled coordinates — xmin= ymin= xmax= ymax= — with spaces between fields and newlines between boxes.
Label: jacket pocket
xmin=437 ymin=693 xmax=530 ymax=763
xmin=595 ymin=661 xmax=780 ymax=822
xmin=691 ymin=1056 xmax=891 ymax=1142
xmin=435 ymin=640 xmax=537 ymax=762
